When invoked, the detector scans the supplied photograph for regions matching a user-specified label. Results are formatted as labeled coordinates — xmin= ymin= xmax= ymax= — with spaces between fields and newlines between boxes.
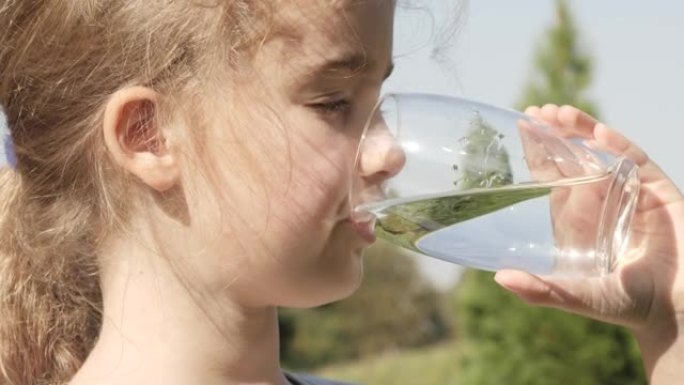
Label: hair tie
xmin=0 ymin=107 xmax=17 ymax=169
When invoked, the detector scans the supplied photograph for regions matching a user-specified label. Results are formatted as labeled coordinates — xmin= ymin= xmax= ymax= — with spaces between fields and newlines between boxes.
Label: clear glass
xmin=351 ymin=93 xmax=639 ymax=276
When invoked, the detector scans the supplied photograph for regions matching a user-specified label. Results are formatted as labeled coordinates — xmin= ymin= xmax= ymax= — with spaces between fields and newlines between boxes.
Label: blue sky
xmin=386 ymin=0 xmax=684 ymax=288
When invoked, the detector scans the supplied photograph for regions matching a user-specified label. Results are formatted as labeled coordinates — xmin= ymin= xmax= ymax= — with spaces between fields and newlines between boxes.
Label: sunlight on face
xmin=180 ymin=0 xmax=397 ymax=308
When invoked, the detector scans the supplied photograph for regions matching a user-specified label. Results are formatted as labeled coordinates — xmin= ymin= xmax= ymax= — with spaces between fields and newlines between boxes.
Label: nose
xmin=357 ymin=115 xmax=406 ymax=185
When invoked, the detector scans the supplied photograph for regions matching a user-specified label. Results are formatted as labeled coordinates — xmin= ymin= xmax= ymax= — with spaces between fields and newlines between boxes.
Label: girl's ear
xmin=103 ymin=86 xmax=180 ymax=192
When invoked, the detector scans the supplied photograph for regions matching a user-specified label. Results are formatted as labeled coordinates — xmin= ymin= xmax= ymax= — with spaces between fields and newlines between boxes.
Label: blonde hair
xmin=0 ymin=1 xmax=271 ymax=384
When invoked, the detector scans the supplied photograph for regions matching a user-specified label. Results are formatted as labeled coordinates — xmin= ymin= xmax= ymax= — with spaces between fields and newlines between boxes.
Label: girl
xmin=0 ymin=1 xmax=682 ymax=384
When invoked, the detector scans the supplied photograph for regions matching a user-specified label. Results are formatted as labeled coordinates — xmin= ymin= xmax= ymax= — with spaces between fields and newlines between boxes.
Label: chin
xmin=325 ymin=265 xmax=364 ymax=304
xmin=288 ymin=250 xmax=365 ymax=308
xmin=325 ymin=246 xmax=366 ymax=299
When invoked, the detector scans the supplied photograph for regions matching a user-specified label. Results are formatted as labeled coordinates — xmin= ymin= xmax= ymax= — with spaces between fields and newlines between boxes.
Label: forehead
xmin=265 ymin=0 xmax=395 ymax=75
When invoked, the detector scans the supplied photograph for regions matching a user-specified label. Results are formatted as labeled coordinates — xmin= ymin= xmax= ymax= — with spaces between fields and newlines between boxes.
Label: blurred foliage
xmin=518 ymin=0 xmax=597 ymax=117
xmin=451 ymin=270 xmax=645 ymax=385
xmin=280 ymin=240 xmax=450 ymax=370
xmin=317 ymin=342 xmax=462 ymax=385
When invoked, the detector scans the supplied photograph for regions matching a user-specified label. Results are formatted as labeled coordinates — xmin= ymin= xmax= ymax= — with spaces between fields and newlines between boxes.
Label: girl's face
xmin=175 ymin=0 xmax=399 ymax=308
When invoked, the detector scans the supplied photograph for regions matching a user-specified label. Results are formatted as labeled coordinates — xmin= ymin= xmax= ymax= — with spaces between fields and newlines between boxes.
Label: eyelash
xmin=309 ymin=99 xmax=351 ymax=115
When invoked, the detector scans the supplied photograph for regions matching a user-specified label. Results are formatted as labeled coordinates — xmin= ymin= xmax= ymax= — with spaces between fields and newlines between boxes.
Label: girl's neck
xmin=69 ymin=235 xmax=289 ymax=385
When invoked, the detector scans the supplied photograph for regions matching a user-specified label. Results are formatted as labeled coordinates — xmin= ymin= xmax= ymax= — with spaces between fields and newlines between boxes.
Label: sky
xmin=385 ymin=0 xmax=684 ymax=289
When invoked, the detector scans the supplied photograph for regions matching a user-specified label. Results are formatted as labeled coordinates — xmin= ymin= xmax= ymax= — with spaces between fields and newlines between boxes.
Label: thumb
xmin=493 ymin=269 xmax=618 ymax=323
xmin=494 ymin=270 xmax=569 ymax=306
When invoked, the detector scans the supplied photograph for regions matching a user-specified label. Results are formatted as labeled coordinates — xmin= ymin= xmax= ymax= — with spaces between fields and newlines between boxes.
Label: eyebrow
xmin=306 ymin=52 xmax=394 ymax=81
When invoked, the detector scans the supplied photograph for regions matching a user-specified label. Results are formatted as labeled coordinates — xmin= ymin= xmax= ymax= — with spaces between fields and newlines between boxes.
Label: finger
xmin=557 ymin=105 xmax=599 ymax=139
xmin=523 ymin=105 xmax=604 ymax=176
xmin=541 ymin=104 xmax=597 ymax=139
xmin=494 ymin=269 xmax=566 ymax=305
xmin=493 ymin=269 xmax=629 ymax=326
xmin=545 ymin=108 xmax=673 ymax=193
xmin=526 ymin=104 xmax=591 ymax=142
xmin=593 ymin=123 xmax=684 ymax=206
xmin=540 ymin=104 xmax=562 ymax=127
xmin=593 ymin=123 xmax=649 ymax=167
xmin=524 ymin=105 xmax=542 ymax=118
xmin=525 ymin=104 xmax=597 ymax=135
xmin=525 ymin=105 xmax=563 ymax=134
xmin=517 ymin=120 xmax=566 ymax=181
xmin=592 ymin=123 xmax=661 ymax=184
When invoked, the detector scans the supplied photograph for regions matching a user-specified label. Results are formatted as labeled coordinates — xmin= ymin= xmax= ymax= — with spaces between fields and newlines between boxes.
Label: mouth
xmin=347 ymin=216 xmax=377 ymax=244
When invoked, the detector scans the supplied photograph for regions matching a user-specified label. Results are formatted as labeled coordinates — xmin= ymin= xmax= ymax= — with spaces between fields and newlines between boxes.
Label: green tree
xmin=452 ymin=1 xmax=646 ymax=384
xmin=453 ymin=271 xmax=644 ymax=385
xmin=457 ymin=112 xmax=512 ymax=189
xmin=280 ymin=240 xmax=449 ymax=370
xmin=518 ymin=0 xmax=597 ymax=116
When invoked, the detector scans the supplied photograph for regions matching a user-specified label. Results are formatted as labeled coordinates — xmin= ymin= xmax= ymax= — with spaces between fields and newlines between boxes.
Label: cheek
xmin=208 ymin=104 xmax=356 ymax=237
xmin=269 ymin=149 xmax=351 ymax=236
xmin=244 ymin=135 xmax=355 ymax=270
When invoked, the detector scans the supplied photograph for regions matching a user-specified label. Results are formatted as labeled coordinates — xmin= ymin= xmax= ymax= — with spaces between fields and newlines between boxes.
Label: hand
xmin=495 ymin=105 xmax=684 ymax=382
xmin=517 ymin=115 xmax=620 ymax=264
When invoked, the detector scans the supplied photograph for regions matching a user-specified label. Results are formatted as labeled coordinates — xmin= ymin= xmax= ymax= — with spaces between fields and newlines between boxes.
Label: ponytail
xmin=0 ymin=169 xmax=102 ymax=385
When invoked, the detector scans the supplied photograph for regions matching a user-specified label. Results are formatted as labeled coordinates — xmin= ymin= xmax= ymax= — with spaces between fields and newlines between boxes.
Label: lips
xmin=349 ymin=217 xmax=377 ymax=244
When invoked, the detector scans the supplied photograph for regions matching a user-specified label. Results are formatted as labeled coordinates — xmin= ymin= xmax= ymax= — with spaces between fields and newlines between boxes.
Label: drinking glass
xmin=350 ymin=93 xmax=639 ymax=276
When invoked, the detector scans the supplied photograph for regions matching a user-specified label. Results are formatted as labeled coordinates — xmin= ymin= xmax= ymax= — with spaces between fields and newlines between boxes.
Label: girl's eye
xmin=309 ymin=99 xmax=351 ymax=115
